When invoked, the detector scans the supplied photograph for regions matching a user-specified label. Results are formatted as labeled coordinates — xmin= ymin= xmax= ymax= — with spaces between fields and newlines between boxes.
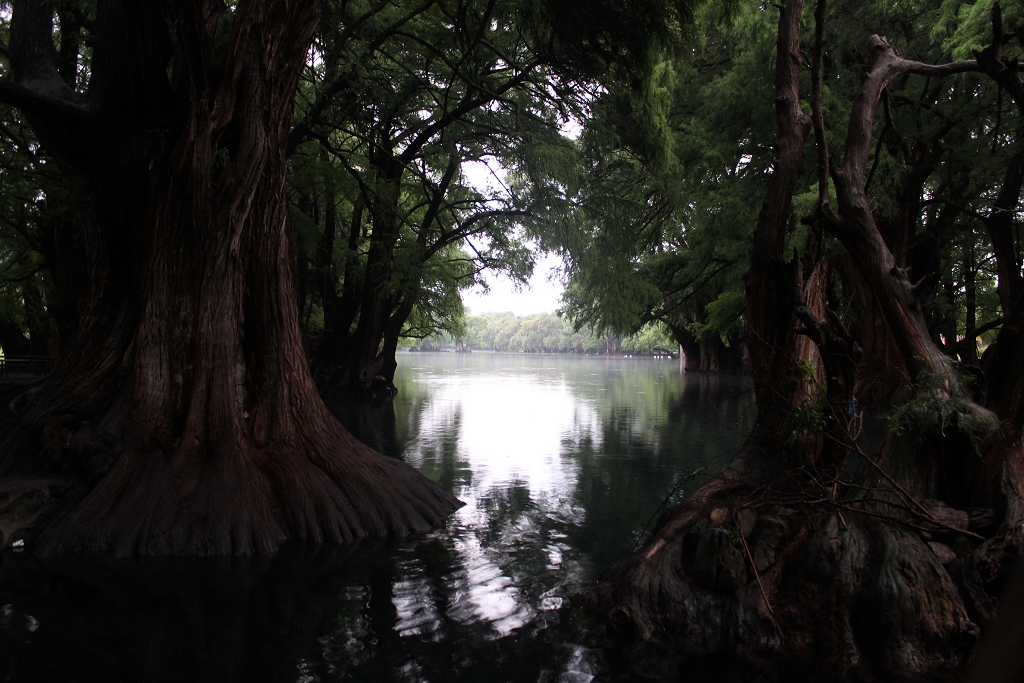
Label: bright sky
xmin=462 ymin=251 xmax=565 ymax=316
xmin=459 ymin=159 xmax=566 ymax=316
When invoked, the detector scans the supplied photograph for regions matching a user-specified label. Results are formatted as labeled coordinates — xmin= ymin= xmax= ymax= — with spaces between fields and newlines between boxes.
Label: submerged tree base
xmin=0 ymin=428 xmax=461 ymax=559
xmin=0 ymin=360 xmax=460 ymax=558
xmin=588 ymin=437 xmax=1021 ymax=682
xmin=42 ymin=436 xmax=459 ymax=558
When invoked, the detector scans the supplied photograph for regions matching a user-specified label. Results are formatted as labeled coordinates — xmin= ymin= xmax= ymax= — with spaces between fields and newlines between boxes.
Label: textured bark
xmin=0 ymin=0 xmax=458 ymax=557
xmin=669 ymin=323 xmax=702 ymax=373
xmin=822 ymin=36 xmax=981 ymax=400
xmin=668 ymin=320 xmax=744 ymax=374
xmin=590 ymin=17 xmax=1020 ymax=682
xmin=697 ymin=336 xmax=742 ymax=373
xmin=742 ymin=0 xmax=824 ymax=463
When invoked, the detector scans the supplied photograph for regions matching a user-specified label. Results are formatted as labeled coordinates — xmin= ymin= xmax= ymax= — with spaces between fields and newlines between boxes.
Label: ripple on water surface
xmin=0 ymin=353 xmax=753 ymax=682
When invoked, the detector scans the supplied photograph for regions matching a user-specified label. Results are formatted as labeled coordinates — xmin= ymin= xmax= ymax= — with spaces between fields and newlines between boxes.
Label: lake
xmin=0 ymin=352 xmax=753 ymax=683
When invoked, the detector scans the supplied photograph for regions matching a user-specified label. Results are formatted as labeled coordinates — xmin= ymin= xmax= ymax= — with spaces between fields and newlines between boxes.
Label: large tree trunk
xmin=668 ymin=323 xmax=702 ymax=373
xmin=741 ymin=0 xmax=826 ymax=464
xmin=0 ymin=0 xmax=458 ymax=557
xmin=589 ymin=8 xmax=1020 ymax=680
xmin=309 ymin=147 xmax=409 ymax=397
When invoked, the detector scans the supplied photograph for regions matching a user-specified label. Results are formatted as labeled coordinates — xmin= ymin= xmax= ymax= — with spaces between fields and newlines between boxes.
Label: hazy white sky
xmin=458 ymin=159 xmax=566 ymax=316
xmin=462 ymin=251 xmax=565 ymax=316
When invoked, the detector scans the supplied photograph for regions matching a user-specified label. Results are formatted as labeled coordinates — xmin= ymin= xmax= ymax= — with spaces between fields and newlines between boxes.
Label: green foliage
xmin=0 ymin=100 xmax=72 ymax=356
xmin=786 ymin=393 xmax=828 ymax=447
xmin=543 ymin=0 xmax=1018 ymax=404
xmin=622 ymin=321 xmax=676 ymax=354
xmin=882 ymin=366 xmax=1000 ymax=451
xmin=689 ymin=290 xmax=746 ymax=341
xmin=404 ymin=312 xmax=675 ymax=355
xmin=937 ymin=0 xmax=1023 ymax=59
xmin=549 ymin=1 xmax=777 ymax=347
xmin=289 ymin=0 xmax=604 ymax=361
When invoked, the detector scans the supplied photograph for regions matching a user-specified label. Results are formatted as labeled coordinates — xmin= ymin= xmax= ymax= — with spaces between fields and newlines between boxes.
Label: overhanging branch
xmin=0 ymin=78 xmax=90 ymax=123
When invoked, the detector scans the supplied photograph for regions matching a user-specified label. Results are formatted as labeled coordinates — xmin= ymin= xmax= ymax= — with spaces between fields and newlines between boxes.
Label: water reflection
xmin=446 ymin=533 xmax=532 ymax=636
xmin=0 ymin=354 xmax=752 ymax=682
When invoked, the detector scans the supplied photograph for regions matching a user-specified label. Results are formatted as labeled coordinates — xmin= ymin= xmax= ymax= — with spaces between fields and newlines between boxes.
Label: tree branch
xmin=2 ymin=0 xmax=89 ymax=125
xmin=837 ymin=35 xmax=980 ymax=185
xmin=287 ymin=0 xmax=435 ymax=154
xmin=810 ymin=0 xmax=830 ymax=207
xmin=0 ymin=78 xmax=89 ymax=121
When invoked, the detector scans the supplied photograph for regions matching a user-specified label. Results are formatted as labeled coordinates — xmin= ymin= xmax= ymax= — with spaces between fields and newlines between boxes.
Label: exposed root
xmin=588 ymin=440 xmax=1019 ymax=681
xmin=28 ymin=424 xmax=460 ymax=557
xmin=1 ymin=375 xmax=461 ymax=557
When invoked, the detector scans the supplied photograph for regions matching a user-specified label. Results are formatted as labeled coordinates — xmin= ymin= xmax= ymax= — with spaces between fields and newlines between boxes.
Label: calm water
xmin=0 ymin=353 xmax=752 ymax=683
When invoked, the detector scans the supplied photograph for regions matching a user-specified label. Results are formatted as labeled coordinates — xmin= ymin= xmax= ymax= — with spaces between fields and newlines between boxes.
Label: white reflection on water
xmin=396 ymin=365 xmax=603 ymax=636
xmin=382 ymin=354 xmax=750 ymax=653
xmin=392 ymin=574 xmax=441 ymax=638
xmin=406 ymin=373 xmax=602 ymax=497
xmin=445 ymin=534 xmax=533 ymax=636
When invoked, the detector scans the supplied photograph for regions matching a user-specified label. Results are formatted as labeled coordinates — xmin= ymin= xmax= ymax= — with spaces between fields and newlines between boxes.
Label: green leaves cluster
xmin=546 ymin=0 xmax=1020 ymax=381
xmin=288 ymin=0 xmax=603 ymax=373
xmin=882 ymin=366 xmax=999 ymax=451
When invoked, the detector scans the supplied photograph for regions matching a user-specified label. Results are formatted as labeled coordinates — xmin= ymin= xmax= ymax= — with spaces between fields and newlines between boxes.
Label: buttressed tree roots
xmin=0 ymin=0 xmax=459 ymax=556
xmin=591 ymin=3 xmax=1024 ymax=680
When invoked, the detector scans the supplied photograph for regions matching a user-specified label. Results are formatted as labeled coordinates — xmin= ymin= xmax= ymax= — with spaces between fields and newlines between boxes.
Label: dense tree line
xmin=405 ymin=312 xmax=677 ymax=354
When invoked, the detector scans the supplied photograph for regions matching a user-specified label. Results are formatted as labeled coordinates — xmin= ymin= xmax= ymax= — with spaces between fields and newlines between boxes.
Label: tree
xmin=549 ymin=5 xmax=773 ymax=374
xmin=591 ymin=1 xmax=1024 ymax=679
xmin=286 ymin=0 xmax=701 ymax=392
xmin=287 ymin=0 xmax=585 ymax=398
xmin=0 ymin=0 xmax=458 ymax=556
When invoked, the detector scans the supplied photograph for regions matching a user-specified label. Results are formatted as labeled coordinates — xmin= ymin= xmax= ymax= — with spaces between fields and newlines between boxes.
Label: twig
xmin=829 ymin=501 xmax=984 ymax=540
xmin=831 ymin=479 xmax=848 ymax=527
xmin=740 ymin=529 xmax=774 ymax=615
xmin=850 ymin=443 xmax=943 ymax=523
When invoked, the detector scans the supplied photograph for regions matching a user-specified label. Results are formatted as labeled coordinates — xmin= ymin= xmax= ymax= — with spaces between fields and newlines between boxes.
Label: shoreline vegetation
xmin=400 ymin=312 xmax=682 ymax=356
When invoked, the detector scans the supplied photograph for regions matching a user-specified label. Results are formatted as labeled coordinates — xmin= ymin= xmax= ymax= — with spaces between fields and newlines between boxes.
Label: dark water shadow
xmin=323 ymin=390 xmax=403 ymax=457
xmin=0 ymin=542 xmax=396 ymax=683
xmin=0 ymin=362 xmax=760 ymax=683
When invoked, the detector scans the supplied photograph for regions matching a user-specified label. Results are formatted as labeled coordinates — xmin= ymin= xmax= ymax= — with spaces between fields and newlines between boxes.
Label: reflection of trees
xmin=305 ymin=483 xmax=604 ymax=682
xmin=324 ymin=392 xmax=403 ymax=457
xmin=402 ymin=403 xmax=471 ymax=494
xmin=565 ymin=373 xmax=754 ymax=569
xmin=1 ymin=356 xmax=753 ymax=683
xmin=391 ymin=355 xmax=754 ymax=576
xmin=563 ymin=359 xmax=694 ymax=447
xmin=663 ymin=374 xmax=755 ymax=469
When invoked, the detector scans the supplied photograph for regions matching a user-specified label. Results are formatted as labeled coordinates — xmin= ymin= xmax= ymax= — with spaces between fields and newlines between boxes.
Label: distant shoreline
xmin=402 ymin=348 xmax=679 ymax=358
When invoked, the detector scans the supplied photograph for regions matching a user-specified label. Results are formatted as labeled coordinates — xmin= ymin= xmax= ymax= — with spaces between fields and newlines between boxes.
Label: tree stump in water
xmin=589 ymin=426 xmax=1024 ymax=680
